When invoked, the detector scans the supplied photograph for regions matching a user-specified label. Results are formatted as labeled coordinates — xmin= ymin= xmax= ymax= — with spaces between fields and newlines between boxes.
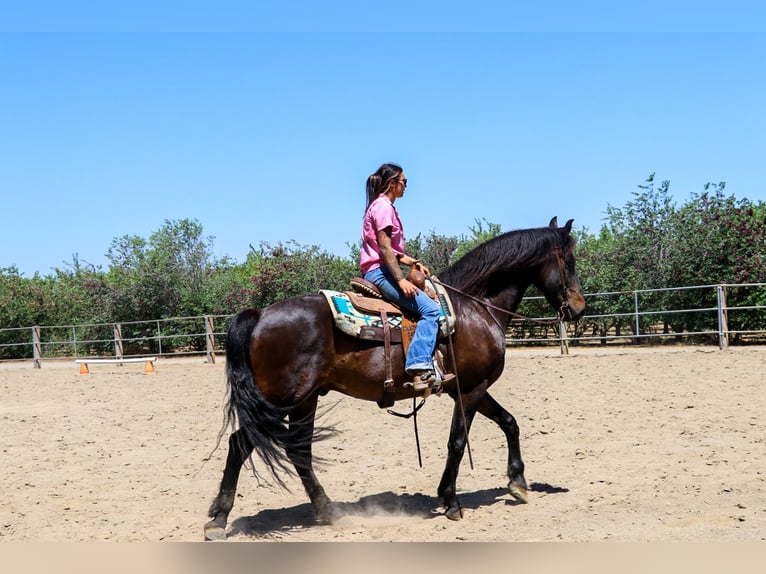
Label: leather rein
xmin=392 ymin=246 xmax=574 ymax=473
xmin=392 ymin=246 xmax=569 ymax=476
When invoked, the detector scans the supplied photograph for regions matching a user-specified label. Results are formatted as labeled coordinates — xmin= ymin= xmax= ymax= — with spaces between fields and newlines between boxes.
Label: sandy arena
xmin=1 ymin=346 xmax=764 ymax=542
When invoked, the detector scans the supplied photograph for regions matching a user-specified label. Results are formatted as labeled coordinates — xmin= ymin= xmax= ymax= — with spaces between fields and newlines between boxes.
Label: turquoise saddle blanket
xmin=320 ymin=278 xmax=456 ymax=341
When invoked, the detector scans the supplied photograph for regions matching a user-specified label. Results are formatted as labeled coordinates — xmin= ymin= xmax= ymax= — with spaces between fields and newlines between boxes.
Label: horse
xmin=204 ymin=217 xmax=586 ymax=540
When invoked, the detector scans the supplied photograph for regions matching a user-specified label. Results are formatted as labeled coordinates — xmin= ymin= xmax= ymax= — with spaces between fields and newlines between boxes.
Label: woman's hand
xmin=397 ymin=277 xmax=418 ymax=298
xmin=413 ymin=261 xmax=430 ymax=276
xmin=401 ymin=255 xmax=430 ymax=276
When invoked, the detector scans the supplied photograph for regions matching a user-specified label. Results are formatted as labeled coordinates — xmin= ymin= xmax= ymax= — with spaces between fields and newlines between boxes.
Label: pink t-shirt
xmin=360 ymin=194 xmax=405 ymax=274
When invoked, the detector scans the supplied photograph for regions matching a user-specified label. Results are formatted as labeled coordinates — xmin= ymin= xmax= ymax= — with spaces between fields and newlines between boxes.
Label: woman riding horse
xmin=204 ymin=214 xmax=586 ymax=540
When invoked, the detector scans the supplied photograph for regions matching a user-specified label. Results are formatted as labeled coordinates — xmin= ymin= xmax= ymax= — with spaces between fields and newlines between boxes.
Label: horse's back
xmin=251 ymin=293 xmax=334 ymax=351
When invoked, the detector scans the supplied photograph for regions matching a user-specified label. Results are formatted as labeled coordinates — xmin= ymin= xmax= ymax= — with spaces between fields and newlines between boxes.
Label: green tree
xmin=237 ymin=241 xmax=357 ymax=309
xmin=405 ymin=231 xmax=459 ymax=276
xmin=105 ymin=218 xmax=222 ymax=320
xmin=574 ymin=228 xmax=637 ymax=342
xmin=666 ymin=183 xmax=766 ymax=336
xmin=604 ymin=173 xmax=677 ymax=290
xmin=597 ymin=175 xmax=677 ymax=337
xmin=52 ymin=255 xmax=112 ymax=324
xmin=580 ymin=175 xmax=766 ymax=341
xmin=101 ymin=219 xmax=227 ymax=353
xmin=0 ymin=267 xmax=59 ymax=358
xmin=670 ymin=183 xmax=766 ymax=285
xmin=451 ymin=218 xmax=503 ymax=264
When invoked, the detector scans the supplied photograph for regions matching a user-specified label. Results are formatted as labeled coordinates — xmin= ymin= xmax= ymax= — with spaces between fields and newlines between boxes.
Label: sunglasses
xmin=399 ymin=178 xmax=408 ymax=187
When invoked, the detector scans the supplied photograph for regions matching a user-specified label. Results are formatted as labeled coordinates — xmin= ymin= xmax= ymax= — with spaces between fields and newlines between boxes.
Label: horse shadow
xmin=227 ymin=481 xmax=568 ymax=538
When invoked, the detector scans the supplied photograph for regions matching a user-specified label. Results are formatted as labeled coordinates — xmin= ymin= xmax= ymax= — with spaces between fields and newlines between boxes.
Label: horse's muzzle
xmin=561 ymin=290 xmax=586 ymax=321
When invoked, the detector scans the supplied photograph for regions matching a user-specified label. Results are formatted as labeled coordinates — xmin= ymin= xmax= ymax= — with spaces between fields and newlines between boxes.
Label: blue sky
xmin=2 ymin=3 xmax=766 ymax=276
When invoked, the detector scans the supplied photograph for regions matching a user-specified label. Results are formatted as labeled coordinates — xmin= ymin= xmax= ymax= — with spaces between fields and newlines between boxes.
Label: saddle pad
xmin=321 ymin=289 xmax=403 ymax=339
xmin=321 ymin=277 xmax=456 ymax=340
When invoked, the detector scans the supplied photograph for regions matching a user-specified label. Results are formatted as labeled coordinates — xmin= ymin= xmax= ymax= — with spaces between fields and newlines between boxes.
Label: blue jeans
xmin=363 ymin=266 xmax=441 ymax=372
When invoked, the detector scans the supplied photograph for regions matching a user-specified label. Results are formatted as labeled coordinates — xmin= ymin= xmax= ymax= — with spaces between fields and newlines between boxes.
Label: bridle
xmin=552 ymin=245 xmax=575 ymax=321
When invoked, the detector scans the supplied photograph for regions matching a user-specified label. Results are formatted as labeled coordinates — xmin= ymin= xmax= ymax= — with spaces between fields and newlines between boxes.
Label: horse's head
xmin=535 ymin=217 xmax=586 ymax=322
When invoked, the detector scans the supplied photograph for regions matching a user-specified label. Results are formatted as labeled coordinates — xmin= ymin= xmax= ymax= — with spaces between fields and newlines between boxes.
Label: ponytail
xmin=365 ymin=163 xmax=403 ymax=210
xmin=365 ymin=174 xmax=383 ymax=208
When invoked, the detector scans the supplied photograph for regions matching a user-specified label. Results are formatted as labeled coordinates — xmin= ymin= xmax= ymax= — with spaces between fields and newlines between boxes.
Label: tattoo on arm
xmin=377 ymin=228 xmax=404 ymax=281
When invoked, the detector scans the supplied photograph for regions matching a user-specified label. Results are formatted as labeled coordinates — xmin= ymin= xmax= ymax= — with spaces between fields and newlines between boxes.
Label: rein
xmin=431 ymin=245 xmax=573 ymax=325
xmin=389 ymin=246 xmax=573 ymax=473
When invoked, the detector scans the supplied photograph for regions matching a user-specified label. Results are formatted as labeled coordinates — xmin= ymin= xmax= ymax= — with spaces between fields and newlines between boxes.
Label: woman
xmin=360 ymin=163 xmax=454 ymax=391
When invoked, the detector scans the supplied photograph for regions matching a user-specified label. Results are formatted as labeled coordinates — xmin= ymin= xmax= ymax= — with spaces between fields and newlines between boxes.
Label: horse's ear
xmin=549 ymin=216 xmax=559 ymax=228
xmin=563 ymin=219 xmax=574 ymax=233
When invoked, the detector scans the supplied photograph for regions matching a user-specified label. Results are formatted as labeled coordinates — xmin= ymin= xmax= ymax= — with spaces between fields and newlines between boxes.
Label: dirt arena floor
xmin=1 ymin=345 xmax=764 ymax=543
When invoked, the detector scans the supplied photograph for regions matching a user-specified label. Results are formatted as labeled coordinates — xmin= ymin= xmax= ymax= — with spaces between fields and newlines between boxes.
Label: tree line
xmin=2 ymin=175 xmax=765 ymax=358
xmin=573 ymin=175 xmax=765 ymax=342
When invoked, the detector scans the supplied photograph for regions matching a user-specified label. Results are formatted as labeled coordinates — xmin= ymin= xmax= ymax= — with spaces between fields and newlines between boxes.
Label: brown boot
xmin=407 ymin=370 xmax=456 ymax=392
xmin=405 ymin=370 xmax=437 ymax=391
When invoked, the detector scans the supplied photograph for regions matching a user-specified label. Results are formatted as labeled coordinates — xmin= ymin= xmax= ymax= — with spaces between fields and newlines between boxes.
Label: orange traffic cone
xmin=79 ymin=362 xmax=89 ymax=375
xmin=144 ymin=360 xmax=155 ymax=374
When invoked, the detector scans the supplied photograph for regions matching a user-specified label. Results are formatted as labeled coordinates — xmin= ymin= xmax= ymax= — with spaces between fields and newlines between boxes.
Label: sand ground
xmin=1 ymin=346 xmax=764 ymax=542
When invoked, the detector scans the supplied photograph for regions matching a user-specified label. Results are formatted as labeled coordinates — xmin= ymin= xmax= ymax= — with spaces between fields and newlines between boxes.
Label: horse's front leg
xmin=476 ymin=392 xmax=528 ymax=503
xmin=204 ymin=429 xmax=253 ymax=540
xmin=437 ymin=384 xmax=486 ymax=521
xmin=286 ymin=394 xmax=335 ymax=524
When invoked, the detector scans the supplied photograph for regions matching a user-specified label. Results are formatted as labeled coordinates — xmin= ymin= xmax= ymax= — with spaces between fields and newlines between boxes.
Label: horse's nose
xmin=566 ymin=291 xmax=586 ymax=321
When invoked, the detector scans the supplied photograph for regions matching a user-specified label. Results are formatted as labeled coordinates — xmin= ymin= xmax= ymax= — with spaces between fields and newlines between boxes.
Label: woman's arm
xmin=377 ymin=227 xmax=419 ymax=298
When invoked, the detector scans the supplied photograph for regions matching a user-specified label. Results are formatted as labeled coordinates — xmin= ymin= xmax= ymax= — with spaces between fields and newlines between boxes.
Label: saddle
xmin=323 ymin=274 xmax=453 ymax=345
xmin=320 ymin=272 xmax=455 ymax=408
xmin=347 ymin=277 xmax=417 ymax=345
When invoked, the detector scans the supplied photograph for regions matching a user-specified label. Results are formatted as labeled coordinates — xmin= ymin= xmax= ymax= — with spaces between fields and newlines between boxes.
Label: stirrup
xmin=438 ymin=372 xmax=456 ymax=385
xmin=404 ymin=370 xmax=437 ymax=392
xmin=405 ymin=370 xmax=456 ymax=392
xmin=428 ymin=372 xmax=456 ymax=393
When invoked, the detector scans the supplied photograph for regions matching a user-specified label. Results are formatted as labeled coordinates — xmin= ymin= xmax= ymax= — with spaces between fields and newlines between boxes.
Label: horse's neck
xmin=487 ymin=283 xmax=528 ymax=325
xmin=456 ymin=281 xmax=530 ymax=331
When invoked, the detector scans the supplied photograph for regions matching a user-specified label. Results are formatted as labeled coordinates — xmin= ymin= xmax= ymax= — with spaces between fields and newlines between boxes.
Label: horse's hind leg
xmin=204 ymin=429 xmax=253 ymax=541
xmin=286 ymin=394 xmax=335 ymax=524
xmin=477 ymin=392 xmax=528 ymax=503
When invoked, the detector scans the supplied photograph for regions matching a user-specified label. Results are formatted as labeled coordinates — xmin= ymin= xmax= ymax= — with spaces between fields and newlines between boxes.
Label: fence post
xmin=114 ymin=323 xmax=124 ymax=364
xmin=559 ymin=320 xmax=569 ymax=355
xmin=205 ymin=315 xmax=216 ymax=364
xmin=32 ymin=326 xmax=41 ymax=369
xmin=634 ymin=290 xmax=640 ymax=343
xmin=717 ymin=284 xmax=729 ymax=350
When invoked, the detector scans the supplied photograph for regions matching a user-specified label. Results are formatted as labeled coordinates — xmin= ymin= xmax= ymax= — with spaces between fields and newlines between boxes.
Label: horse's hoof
xmin=315 ymin=502 xmax=337 ymax=525
xmin=445 ymin=506 xmax=464 ymax=521
xmin=203 ymin=522 xmax=227 ymax=541
xmin=508 ymin=482 xmax=528 ymax=504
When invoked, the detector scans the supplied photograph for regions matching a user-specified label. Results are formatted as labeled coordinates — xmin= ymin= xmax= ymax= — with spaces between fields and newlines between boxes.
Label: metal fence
xmin=507 ymin=282 xmax=766 ymax=352
xmin=1 ymin=283 xmax=764 ymax=367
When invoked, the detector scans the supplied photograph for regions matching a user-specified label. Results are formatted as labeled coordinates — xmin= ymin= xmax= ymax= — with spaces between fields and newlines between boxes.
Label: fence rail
xmin=1 ymin=283 xmax=764 ymax=367
xmin=0 ymin=314 xmax=232 ymax=367
xmin=507 ymin=282 xmax=766 ymax=351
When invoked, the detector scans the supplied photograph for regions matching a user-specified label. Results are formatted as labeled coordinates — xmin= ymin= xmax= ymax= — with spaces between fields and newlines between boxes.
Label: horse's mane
xmin=439 ymin=226 xmax=574 ymax=297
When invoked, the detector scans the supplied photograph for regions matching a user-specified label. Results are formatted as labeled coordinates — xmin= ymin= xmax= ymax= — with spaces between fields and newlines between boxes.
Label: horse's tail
xmin=220 ymin=308 xmax=297 ymax=488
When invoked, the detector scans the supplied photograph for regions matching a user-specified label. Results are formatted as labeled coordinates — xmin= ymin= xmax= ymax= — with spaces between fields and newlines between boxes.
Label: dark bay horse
xmin=204 ymin=217 xmax=586 ymax=540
